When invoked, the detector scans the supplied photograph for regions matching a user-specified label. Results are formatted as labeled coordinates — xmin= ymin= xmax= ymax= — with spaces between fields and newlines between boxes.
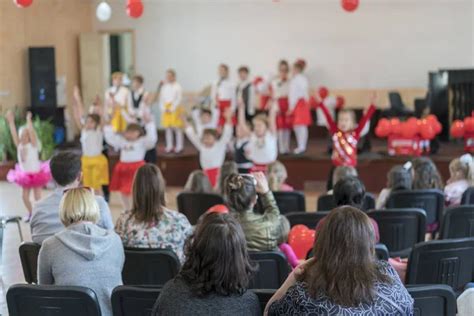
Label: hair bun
xmin=228 ymin=175 xmax=244 ymax=191
xmin=460 ymin=154 xmax=473 ymax=165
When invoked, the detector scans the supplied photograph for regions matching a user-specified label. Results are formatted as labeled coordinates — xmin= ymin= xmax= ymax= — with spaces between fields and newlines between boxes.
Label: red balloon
xmin=336 ymin=95 xmax=345 ymax=110
xmin=14 ymin=0 xmax=33 ymax=8
xmin=288 ymin=225 xmax=315 ymax=260
xmin=389 ymin=118 xmax=401 ymax=135
xmin=450 ymin=120 xmax=465 ymax=138
xmin=464 ymin=117 xmax=474 ymax=133
xmin=341 ymin=0 xmax=359 ymax=12
xmin=318 ymin=87 xmax=329 ymax=99
xmin=420 ymin=119 xmax=436 ymax=140
xmin=127 ymin=0 xmax=144 ymax=18
xmin=401 ymin=120 xmax=418 ymax=138
xmin=425 ymin=114 xmax=442 ymax=134
xmin=375 ymin=118 xmax=391 ymax=138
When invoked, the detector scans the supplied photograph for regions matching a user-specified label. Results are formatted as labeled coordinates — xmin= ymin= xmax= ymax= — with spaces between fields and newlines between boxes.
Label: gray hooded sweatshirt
xmin=38 ymin=222 xmax=124 ymax=316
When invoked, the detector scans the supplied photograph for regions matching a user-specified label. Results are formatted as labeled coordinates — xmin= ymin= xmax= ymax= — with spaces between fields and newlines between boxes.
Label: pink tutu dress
xmin=7 ymin=143 xmax=51 ymax=188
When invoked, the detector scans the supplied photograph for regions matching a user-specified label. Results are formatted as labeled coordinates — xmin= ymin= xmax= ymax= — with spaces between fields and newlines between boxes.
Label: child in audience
xmin=412 ymin=157 xmax=444 ymax=190
xmin=184 ymin=108 xmax=233 ymax=187
xmin=184 ymin=170 xmax=214 ymax=193
xmin=237 ymin=99 xmax=278 ymax=173
xmin=445 ymin=154 xmax=474 ymax=206
xmin=236 ymin=66 xmax=256 ymax=122
xmin=104 ymin=113 xmax=157 ymax=210
xmin=216 ymin=161 xmax=238 ymax=195
xmin=271 ymin=60 xmax=291 ymax=154
xmin=159 ymin=69 xmax=184 ymax=153
xmin=376 ymin=165 xmax=413 ymax=209
xmin=6 ymin=111 xmax=51 ymax=221
xmin=105 ymin=72 xmax=130 ymax=132
xmin=289 ymin=59 xmax=312 ymax=154
xmin=191 ymin=106 xmax=219 ymax=138
xmin=317 ymin=94 xmax=376 ymax=189
xmin=211 ymin=64 xmax=236 ymax=127
xmin=72 ymin=88 xmax=109 ymax=196
xmin=327 ymin=166 xmax=358 ymax=194
xmin=267 ymin=161 xmax=293 ymax=192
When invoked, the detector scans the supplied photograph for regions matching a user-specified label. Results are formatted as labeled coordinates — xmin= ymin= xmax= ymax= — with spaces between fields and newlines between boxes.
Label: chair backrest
xmin=406 ymin=285 xmax=457 ymax=316
xmin=388 ymin=91 xmax=406 ymax=110
xmin=317 ymin=193 xmax=375 ymax=212
xmin=406 ymin=238 xmax=474 ymax=291
xmin=252 ymin=289 xmax=275 ymax=314
xmin=368 ymin=209 xmax=426 ymax=257
xmin=7 ymin=284 xmax=101 ymax=316
xmin=18 ymin=242 xmax=41 ymax=284
xmin=386 ymin=189 xmax=444 ymax=227
xmin=122 ymin=248 xmax=180 ymax=286
xmin=440 ymin=205 xmax=474 ymax=239
xmin=374 ymin=243 xmax=389 ymax=261
xmin=272 ymin=191 xmax=306 ymax=214
xmin=461 ymin=187 xmax=474 ymax=205
xmin=285 ymin=211 xmax=329 ymax=229
xmin=112 ymin=285 xmax=161 ymax=316
xmin=249 ymin=251 xmax=290 ymax=289
xmin=176 ymin=192 xmax=224 ymax=225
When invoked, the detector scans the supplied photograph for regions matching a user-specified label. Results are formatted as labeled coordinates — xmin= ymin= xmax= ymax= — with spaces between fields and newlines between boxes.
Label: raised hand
xmin=252 ymin=171 xmax=270 ymax=194
xmin=5 ymin=110 xmax=14 ymax=124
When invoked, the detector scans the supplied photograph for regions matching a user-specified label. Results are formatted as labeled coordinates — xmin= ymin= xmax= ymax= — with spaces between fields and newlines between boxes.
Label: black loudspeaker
xmin=29 ymin=47 xmax=57 ymax=109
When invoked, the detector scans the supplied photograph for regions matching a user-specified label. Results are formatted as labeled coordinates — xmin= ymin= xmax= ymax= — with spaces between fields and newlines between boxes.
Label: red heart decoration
xmin=288 ymin=225 xmax=315 ymax=260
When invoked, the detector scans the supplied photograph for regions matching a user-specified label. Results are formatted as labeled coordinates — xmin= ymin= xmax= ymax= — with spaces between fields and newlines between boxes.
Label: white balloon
xmin=96 ymin=1 xmax=112 ymax=22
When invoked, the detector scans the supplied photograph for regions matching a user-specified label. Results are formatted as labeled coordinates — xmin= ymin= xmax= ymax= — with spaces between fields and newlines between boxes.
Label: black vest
xmin=131 ymin=91 xmax=144 ymax=109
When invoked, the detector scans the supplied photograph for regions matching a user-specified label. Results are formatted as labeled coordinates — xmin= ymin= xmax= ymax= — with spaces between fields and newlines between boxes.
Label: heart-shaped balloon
xmin=288 ymin=225 xmax=316 ymax=260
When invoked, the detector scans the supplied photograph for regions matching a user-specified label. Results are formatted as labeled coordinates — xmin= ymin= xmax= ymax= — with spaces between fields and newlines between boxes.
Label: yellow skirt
xmin=81 ymin=154 xmax=109 ymax=190
xmin=161 ymin=103 xmax=185 ymax=128
xmin=111 ymin=107 xmax=127 ymax=133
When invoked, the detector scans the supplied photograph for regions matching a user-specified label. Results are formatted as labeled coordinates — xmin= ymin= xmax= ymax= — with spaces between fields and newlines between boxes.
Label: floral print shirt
xmin=115 ymin=208 xmax=192 ymax=263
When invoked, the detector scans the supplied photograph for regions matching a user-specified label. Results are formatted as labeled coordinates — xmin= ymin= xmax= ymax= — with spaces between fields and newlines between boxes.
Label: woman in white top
xmin=6 ymin=111 xmax=51 ymax=220
xmin=105 ymin=72 xmax=130 ymax=133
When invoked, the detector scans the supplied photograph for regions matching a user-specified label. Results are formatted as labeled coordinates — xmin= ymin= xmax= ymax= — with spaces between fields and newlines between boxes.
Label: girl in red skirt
xmin=211 ymin=64 xmax=236 ymax=127
xmin=289 ymin=59 xmax=312 ymax=154
xmin=271 ymin=60 xmax=291 ymax=154
xmin=104 ymin=113 xmax=157 ymax=210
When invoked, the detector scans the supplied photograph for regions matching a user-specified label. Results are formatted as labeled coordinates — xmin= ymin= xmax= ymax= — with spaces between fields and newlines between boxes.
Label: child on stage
xmin=6 ymin=111 xmax=51 ymax=221
xmin=191 ymin=106 xmax=219 ymax=138
xmin=159 ymin=69 xmax=185 ymax=154
xmin=126 ymin=75 xmax=151 ymax=124
xmin=289 ymin=59 xmax=312 ymax=154
xmin=211 ymin=64 xmax=236 ymax=127
xmin=104 ymin=112 xmax=157 ymax=210
xmin=105 ymin=72 xmax=130 ymax=133
xmin=184 ymin=109 xmax=233 ymax=187
xmin=271 ymin=60 xmax=291 ymax=154
xmin=72 ymin=87 xmax=109 ymax=196
xmin=236 ymin=66 xmax=256 ymax=122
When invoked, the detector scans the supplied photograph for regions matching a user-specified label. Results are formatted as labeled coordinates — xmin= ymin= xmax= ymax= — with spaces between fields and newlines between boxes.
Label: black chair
xmin=122 ymin=248 xmax=180 ymax=286
xmin=18 ymin=242 xmax=41 ymax=284
xmin=112 ymin=285 xmax=161 ymax=316
xmin=406 ymin=238 xmax=474 ymax=291
xmin=272 ymin=191 xmax=306 ymax=214
xmin=461 ymin=187 xmax=474 ymax=205
xmin=440 ymin=205 xmax=474 ymax=239
xmin=249 ymin=251 xmax=290 ymax=289
xmin=7 ymin=284 xmax=101 ymax=316
xmin=406 ymin=285 xmax=457 ymax=316
xmin=285 ymin=211 xmax=329 ymax=229
xmin=317 ymin=193 xmax=375 ymax=212
xmin=368 ymin=209 xmax=426 ymax=257
xmin=386 ymin=91 xmax=414 ymax=117
xmin=253 ymin=289 xmax=275 ymax=314
xmin=177 ymin=192 xmax=224 ymax=225
xmin=386 ymin=189 xmax=444 ymax=232
xmin=374 ymin=243 xmax=390 ymax=261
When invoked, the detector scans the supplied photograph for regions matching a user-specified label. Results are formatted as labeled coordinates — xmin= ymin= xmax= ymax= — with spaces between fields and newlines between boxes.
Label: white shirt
xmin=159 ymin=81 xmax=182 ymax=112
xmin=271 ymin=77 xmax=290 ymax=99
xmin=191 ymin=108 xmax=219 ymax=138
xmin=185 ymin=124 xmax=233 ymax=169
xmin=289 ymin=73 xmax=309 ymax=111
xmin=105 ymin=86 xmax=129 ymax=108
xmin=80 ymin=129 xmax=104 ymax=157
xmin=18 ymin=143 xmax=41 ymax=173
xmin=104 ymin=122 xmax=157 ymax=163
xmin=247 ymin=132 xmax=278 ymax=165
xmin=211 ymin=78 xmax=236 ymax=110
xmin=126 ymin=87 xmax=150 ymax=122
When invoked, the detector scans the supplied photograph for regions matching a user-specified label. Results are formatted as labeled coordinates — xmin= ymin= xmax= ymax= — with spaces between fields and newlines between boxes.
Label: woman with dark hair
xmin=152 ymin=213 xmax=260 ymax=315
xmin=412 ymin=157 xmax=443 ymax=190
xmin=265 ymin=206 xmax=413 ymax=315
xmin=115 ymin=164 xmax=192 ymax=263
xmin=225 ymin=172 xmax=285 ymax=251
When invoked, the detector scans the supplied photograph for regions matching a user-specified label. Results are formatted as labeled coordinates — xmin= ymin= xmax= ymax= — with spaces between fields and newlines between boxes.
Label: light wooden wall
xmin=0 ymin=0 xmax=93 ymax=112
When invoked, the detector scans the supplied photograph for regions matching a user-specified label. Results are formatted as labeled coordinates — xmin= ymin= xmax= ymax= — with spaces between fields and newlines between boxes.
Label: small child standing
xmin=267 ymin=161 xmax=294 ymax=192
xmin=126 ymin=75 xmax=151 ymax=124
xmin=105 ymin=72 xmax=130 ymax=133
xmin=191 ymin=107 xmax=219 ymax=138
xmin=376 ymin=165 xmax=413 ymax=209
xmin=271 ymin=60 xmax=291 ymax=154
xmin=445 ymin=154 xmax=474 ymax=206
xmin=6 ymin=111 xmax=51 ymax=221
xmin=184 ymin=109 xmax=233 ymax=187
xmin=211 ymin=64 xmax=236 ymax=127
xmin=104 ymin=113 xmax=157 ymax=210
xmin=236 ymin=66 xmax=256 ymax=122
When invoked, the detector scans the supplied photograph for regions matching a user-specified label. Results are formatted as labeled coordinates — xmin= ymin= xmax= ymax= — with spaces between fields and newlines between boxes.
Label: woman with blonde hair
xmin=184 ymin=170 xmax=214 ymax=193
xmin=267 ymin=161 xmax=293 ymax=192
xmin=38 ymin=187 xmax=124 ymax=316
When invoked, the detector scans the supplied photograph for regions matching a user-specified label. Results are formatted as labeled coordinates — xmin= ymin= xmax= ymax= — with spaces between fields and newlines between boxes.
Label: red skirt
xmin=217 ymin=100 xmax=236 ymax=126
xmin=110 ymin=160 xmax=145 ymax=195
xmin=292 ymin=99 xmax=312 ymax=126
xmin=259 ymin=95 xmax=272 ymax=111
xmin=250 ymin=164 xmax=268 ymax=174
xmin=204 ymin=167 xmax=219 ymax=187
xmin=276 ymin=97 xmax=292 ymax=129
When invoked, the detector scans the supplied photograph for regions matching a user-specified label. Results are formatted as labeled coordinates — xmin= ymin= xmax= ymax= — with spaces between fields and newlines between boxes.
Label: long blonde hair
xmin=449 ymin=154 xmax=474 ymax=185
xmin=267 ymin=161 xmax=288 ymax=192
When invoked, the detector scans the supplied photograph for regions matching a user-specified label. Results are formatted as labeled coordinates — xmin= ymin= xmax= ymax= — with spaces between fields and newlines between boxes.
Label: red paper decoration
xmin=14 ymin=0 xmax=33 ymax=8
xmin=341 ymin=0 xmax=359 ymax=12
xmin=127 ymin=0 xmax=144 ymax=19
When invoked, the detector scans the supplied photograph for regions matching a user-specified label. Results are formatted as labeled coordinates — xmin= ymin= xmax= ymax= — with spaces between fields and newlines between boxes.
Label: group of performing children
xmin=7 ymin=58 xmax=380 ymax=217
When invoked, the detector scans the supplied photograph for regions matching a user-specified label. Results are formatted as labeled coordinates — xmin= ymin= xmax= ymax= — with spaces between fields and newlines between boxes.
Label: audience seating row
xmin=7 ymin=283 xmax=457 ymax=316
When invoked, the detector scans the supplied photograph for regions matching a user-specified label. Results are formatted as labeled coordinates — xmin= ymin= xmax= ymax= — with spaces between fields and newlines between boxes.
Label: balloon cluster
xmin=375 ymin=115 xmax=442 ymax=140
xmin=288 ymin=225 xmax=315 ymax=260
xmin=450 ymin=116 xmax=474 ymax=138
